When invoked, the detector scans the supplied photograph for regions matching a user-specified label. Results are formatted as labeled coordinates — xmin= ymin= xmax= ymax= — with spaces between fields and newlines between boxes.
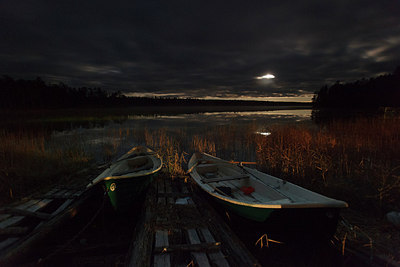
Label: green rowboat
xmin=89 ymin=146 xmax=162 ymax=212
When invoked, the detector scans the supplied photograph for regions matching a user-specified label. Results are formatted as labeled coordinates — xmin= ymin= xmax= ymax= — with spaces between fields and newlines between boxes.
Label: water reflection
xmin=5 ymin=109 xmax=311 ymax=164
xmin=118 ymin=109 xmax=312 ymax=129
xmin=52 ymin=109 xmax=311 ymax=163
xmin=256 ymin=131 xmax=272 ymax=136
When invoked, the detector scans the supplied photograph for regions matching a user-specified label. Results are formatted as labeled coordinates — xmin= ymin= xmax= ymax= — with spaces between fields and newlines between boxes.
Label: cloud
xmin=1 ymin=0 xmax=399 ymax=100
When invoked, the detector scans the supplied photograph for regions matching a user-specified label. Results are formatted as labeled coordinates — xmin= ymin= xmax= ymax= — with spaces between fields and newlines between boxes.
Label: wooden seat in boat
xmin=196 ymin=163 xmax=218 ymax=174
xmin=201 ymin=174 xmax=249 ymax=183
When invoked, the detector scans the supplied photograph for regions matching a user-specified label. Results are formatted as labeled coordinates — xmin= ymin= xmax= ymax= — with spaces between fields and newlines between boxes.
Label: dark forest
xmin=312 ymin=67 xmax=400 ymax=109
xmin=0 ymin=76 xmax=310 ymax=110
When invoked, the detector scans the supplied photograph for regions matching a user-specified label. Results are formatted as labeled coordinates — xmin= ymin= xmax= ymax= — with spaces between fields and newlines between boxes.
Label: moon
xmin=256 ymin=73 xmax=275 ymax=79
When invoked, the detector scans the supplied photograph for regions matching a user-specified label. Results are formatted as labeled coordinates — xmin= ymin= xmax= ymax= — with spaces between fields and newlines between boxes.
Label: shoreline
xmin=0 ymin=105 xmax=312 ymax=123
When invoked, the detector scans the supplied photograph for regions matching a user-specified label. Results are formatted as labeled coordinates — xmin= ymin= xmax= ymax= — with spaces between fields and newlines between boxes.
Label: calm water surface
xmin=50 ymin=109 xmax=312 ymax=163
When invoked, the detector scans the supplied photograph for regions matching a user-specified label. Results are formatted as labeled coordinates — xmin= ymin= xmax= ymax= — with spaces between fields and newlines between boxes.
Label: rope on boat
xmin=37 ymin=191 xmax=107 ymax=264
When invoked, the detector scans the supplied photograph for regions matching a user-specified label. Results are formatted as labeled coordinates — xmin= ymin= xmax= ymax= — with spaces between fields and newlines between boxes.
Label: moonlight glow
xmin=256 ymin=74 xmax=275 ymax=79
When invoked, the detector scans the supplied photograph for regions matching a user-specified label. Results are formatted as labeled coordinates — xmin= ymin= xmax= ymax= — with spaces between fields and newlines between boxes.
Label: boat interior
xmin=196 ymin=162 xmax=292 ymax=205
xmin=112 ymin=156 xmax=154 ymax=176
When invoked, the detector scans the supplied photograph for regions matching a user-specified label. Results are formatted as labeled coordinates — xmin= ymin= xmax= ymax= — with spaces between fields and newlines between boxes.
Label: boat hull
xmin=214 ymin=196 xmax=274 ymax=222
xmin=104 ymin=173 xmax=157 ymax=212
xmin=211 ymin=194 xmax=341 ymax=240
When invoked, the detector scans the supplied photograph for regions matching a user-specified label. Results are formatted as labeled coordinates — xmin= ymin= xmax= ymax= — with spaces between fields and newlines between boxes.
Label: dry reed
xmin=1 ymin=115 xmax=399 ymax=216
xmin=255 ymin=116 xmax=400 ymax=214
xmin=0 ymin=130 xmax=91 ymax=204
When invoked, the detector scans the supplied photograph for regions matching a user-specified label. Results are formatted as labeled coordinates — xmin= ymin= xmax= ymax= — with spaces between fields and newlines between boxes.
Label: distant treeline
xmin=312 ymin=66 xmax=400 ymax=109
xmin=0 ymin=75 xmax=310 ymax=109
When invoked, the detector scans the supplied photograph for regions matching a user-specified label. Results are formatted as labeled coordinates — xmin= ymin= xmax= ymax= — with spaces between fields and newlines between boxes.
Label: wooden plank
xmin=187 ymin=229 xmax=211 ymax=267
xmin=201 ymin=174 xmax=249 ymax=183
xmin=187 ymin=229 xmax=201 ymax=244
xmin=0 ymin=214 xmax=11 ymax=222
xmin=0 ymin=208 xmax=51 ymax=220
xmin=154 ymin=254 xmax=171 ymax=267
xmin=0 ymin=199 xmax=49 ymax=255
xmin=154 ymin=242 xmax=220 ymax=253
xmin=0 ymin=199 xmax=52 ymax=252
xmin=0 ymin=238 xmax=18 ymax=251
xmin=200 ymin=228 xmax=215 ymax=243
xmin=165 ymin=180 xmax=172 ymax=194
xmin=0 ymin=186 xmax=96 ymax=266
xmin=25 ymin=199 xmax=53 ymax=211
xmin=200 ymin=228 xmax=230 ymax=267
xmin=191 ymin=191 xmax=260 ymax=267
xmin=181 ymin=184 xmax=189 ymax=194
xmin=71 ymin=189 xmax=84 ymax=198
xmin=187 ymin=198 xmax=194 ymax=205
xmin=13 ymin=199 xmax=39 ymax=210
xmin=36 ymin=195 xmax=75 ymax=199
xmin=154 ymin=192 xmax=191 ymax=197
xmin=0 ymin=227 xmax=30 ymax=236
xmin=51 ymin=199 xmax=74 ymax=216
xmin=157 ymin=197 xmax=166 ymax=206
xmin=167 ymin=197 xmax=174 ymax=204
xmin=61 ymin=189 xmax=79 ymax=198
xmin=154 ymin=230 xmax=170 ymax=267
xmin=192 ymin=251 xmax=211 ymax=266
xmin=155 ymin=230 xmax=169 ymax=248
xmin=40 ymin=187 xmax=84 ymax=199
xmin=158 ymin=179 xmax=165 ymax=194
xmin=41 ymin=188 xmax=59 ymax=197
xmin=34 ymin=199 xmax=74 ymax=230
xmin=50 ymin=189 xmax=68 ymax=198
xmin=0 ymin=216 xmax=25 ymax=229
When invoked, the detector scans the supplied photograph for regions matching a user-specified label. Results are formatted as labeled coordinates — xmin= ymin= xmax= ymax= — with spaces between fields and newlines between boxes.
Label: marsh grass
xmin=1 ymin=115 xmax=399 ymax=217
xmin=255 ymin=117 xmax=400 ymax=214
xmin=0 ymin=129 xmax=92 ymax=204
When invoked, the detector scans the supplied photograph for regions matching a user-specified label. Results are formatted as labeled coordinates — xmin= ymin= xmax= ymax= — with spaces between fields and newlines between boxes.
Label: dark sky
xmin=1 ymin=0 xmax=400 ymax=101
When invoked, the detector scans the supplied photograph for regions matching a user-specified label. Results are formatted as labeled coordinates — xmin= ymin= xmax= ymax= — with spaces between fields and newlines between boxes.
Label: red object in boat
xmin=240 ymin=186 xmax=255 ymax=195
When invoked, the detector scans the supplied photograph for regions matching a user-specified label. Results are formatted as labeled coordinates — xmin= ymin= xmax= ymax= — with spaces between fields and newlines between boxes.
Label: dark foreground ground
xmin=14 ymin=180 xmax=380 ymax=267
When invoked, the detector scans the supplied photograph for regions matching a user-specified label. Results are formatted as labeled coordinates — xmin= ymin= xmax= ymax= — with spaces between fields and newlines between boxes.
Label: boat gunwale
xmin=189 ymin=152 xmax=348 ymax=209
xmin=102 ymin=158 xmax=163 ymax=180
xmin=89 ymin=148 xmax=163 ymax=186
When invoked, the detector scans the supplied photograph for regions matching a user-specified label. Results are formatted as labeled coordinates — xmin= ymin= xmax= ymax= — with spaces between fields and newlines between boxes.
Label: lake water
xmin=50 ymin=108 xmax=312 ymax=164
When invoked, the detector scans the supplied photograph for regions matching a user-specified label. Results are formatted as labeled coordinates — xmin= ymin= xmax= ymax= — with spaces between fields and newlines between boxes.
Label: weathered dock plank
xmin=154 ymin=230 xmax=171 ymax=267
xmin=187 ymin=228 xmax=211 ymax=267
xmin=0 ymin=184 xmax=97 ymax=266
xmin=200 ymin=228 xmax=230 ymax=267
xmin=126 ymin=174 xmax=260 ymax=267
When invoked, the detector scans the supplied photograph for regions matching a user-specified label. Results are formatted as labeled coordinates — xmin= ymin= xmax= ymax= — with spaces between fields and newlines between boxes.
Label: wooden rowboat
xmin=188 ymin=152 xmax=348 ymax=238
xmin=88 ymin=146 xmax=162 ymax=212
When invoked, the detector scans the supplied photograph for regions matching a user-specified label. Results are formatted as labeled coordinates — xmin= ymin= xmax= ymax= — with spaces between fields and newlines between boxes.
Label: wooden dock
xmin=0 ymin=185 xmax=96 ymax=266
xmin=126 ymin=174 xmax=260 ymax=267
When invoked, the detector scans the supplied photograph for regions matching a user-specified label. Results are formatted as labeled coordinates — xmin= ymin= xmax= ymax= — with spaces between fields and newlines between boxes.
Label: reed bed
xmin=0 ymin=130 xmax=92 ymax=204
xmin=1 ymin=115 xmax=399 ymax=217
xmin=255 ymin=117 xmax=400 ymax=214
